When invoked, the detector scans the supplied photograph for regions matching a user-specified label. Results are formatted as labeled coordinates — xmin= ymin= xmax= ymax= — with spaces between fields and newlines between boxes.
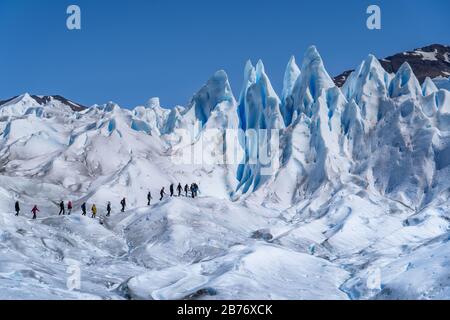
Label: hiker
xmin=106 ymin=202 xmax=111 ymax=217
xmin=120 ymin=198 xmax=126 ymax=212
xmin=31 ymin=205 xmax=39 ymax=220
xmin=67 ymin=201 xmax=73 ymax=215
xmin=190 ymin=184 xmax=195 ymax=198
xmin=193 ymin=183 xmax=199 ymax=198
xmin=177 ymin=183 xmax=182 ymax=197
xmin=184 ymin=184 xmax=189 ymax=197
xmin=81 ymin=202 xmax=87 ymax=216
xmin=147 ymin=191 xmax=153 ymax=206
xmin=59 ymin=201 xmax=65 ymax=215
xmin=91 ymin=204 xmax=97 ymax=218
xmin=160 ymin=187 xmax=166 ymax=201
xmin=15 ymin=201 xmax=20 ymax=216
xmin=170 ymin=184 xmax=174 ymax=197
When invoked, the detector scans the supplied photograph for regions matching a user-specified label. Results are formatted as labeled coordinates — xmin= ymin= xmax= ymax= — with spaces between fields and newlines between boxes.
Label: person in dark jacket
xmin=120 ymin=198 xmax=126 ymax=212
xmin=184 ymin=184 xmax=189 ymax=197
xmin=193 ymin=183 xmax=199 ymax=198
xmin=15 ymin=201 xmax=20 ymax=216
xmin=177 ymin=183 xmax=182 ymax=197
xmin=147 ymin=191 xmax=153 ymax=206
xmin=160 ymin=187 xmax=166 ymax=201
xmin=169 ymin=184 xmax=174 ymax=197
xmin=106 ymin=202 xmax=112 ymax=217
xmin=59 ymin=201 xmax=65 ymax=215
xmin=190 ymin=184 xmax=195 ymax=198
xmin=81 ymin=202 xmax=87 ymax=216
xmin=31 ymin=205 xmax=39 ymax=220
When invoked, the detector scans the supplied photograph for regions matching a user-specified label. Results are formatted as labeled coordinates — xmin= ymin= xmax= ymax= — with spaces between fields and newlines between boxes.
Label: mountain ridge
xmin=0 ymin=94 xmax=87 ymax=112
xmin=2 ymin=44 xmax=448 ymax=112
xmin=334 ymin=43 xmax=450 ymax=87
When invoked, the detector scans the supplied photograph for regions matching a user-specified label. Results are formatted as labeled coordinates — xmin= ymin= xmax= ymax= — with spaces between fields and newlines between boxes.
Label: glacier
xmin=1 ymin=46 xmax=450 ymax=300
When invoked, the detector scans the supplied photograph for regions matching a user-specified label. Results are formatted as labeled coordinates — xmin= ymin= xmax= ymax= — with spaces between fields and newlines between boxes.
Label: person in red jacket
xmin=67 ymin=201 xmax=73 ymax=215
xmin=31 ymin=205 xmax=39 ymax=220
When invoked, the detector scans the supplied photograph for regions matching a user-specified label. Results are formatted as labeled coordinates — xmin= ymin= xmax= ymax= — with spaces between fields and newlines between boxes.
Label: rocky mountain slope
xmin=0 ymin=94 xmax=87 ymax=112
xmin=334 ymin=44 xmax=450 ymax=87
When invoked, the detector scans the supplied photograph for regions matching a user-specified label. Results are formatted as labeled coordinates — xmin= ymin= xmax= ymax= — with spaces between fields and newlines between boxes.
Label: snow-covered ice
xmin=1 ymin=46 xmax=450 ymax=300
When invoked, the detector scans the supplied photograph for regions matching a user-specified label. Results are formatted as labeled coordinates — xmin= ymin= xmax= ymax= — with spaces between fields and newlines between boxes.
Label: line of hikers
xmin=157 ymin=183 xmax=199 ymax=202
xmin=14 ymin=200 xmax=103 ymax=220
xmin=15 ymin=201 xmax=40 ymax=219
xmin=13 ymin=183 xmax=200 ymax=219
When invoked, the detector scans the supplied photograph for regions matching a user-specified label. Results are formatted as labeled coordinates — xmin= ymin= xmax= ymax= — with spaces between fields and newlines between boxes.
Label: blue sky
xmin=0 ymin=0 xmax=449 ymax=108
